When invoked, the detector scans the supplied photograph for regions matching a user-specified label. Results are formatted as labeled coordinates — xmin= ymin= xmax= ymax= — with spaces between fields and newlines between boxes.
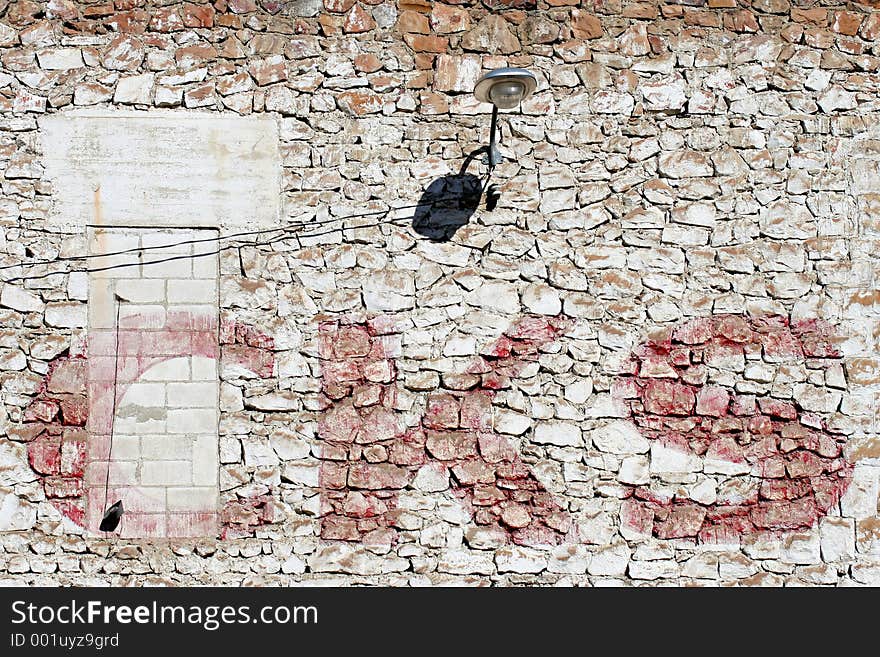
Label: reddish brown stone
xmin=182 ymin=2 xmax=215 ymax=27
xmin=751 ymin=497 xmax=817 ymax=530
xmin=83 ymin=2 xmax=114 ymax=18
xmin=59 ymin=396 xmax=88 ymax=426
xmin=404 ymin=34 xmax=448 ymax=53
xmin=861 ymin=13 xmax=880 ymax=40
xmin=336 ymin=89 xmax=384 ymax=116
xmin=685 ymin=8 xmax=722 ymax=28
xmin=24 ymin=399 xmax=59 ymax=423
xmin=623 ymin=2 xmax=658 ymax=19
xmin=343 ymin=4 xmax=375 ymax=33
xmin=397 ymin=10 xmax=430 ymax=34
xmin=221 ymin=345 xmax=275 ymax=378
xmin=831 ymin=10 xmax=863 ymax=35
xmin=324 ymin=0 xmax=355 ymax=12
xmin=354 ymin=53 xmax=382 ymax=73
xmin=791 ymin=7 xmax=828 ymax=25
xmin=419 ymin=91 xmax=448 ymax=114
xmin=430 ymin=3 xmax=469 ymax=33
xmin=148 ymin=7 xmax=185 ymax=31
xmin=642 ymin=380 xmax=696 ymax=416
xmin=247 ymin=55 xmax=288 ymax=86
xmin=424 ymin=394 xmax=461 ymax=429
xmin=175 ymin=44 xmax=218 ymax=68
xmin=570 ymin=9 xmax=603 ymax=40
xmin=425 ymin=431 xmax=477 ymax=460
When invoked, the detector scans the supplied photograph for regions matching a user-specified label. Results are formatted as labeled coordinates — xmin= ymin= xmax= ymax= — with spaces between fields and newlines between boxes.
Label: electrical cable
xmin=99 ymin=297 xmax=123 ymax=534
xmin=0 ymin=191 xmax=488 ymax=284
xmin=0 ymin=193 xmax=481 ymax=275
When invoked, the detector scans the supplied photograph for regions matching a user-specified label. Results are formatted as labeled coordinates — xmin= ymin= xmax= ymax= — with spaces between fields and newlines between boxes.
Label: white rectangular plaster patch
xmin=39 ymin=109 xmax=281 ymax=231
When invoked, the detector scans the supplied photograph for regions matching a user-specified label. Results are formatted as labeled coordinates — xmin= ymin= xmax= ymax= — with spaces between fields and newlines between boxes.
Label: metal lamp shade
xmin=474 ymin=68 xmax=538 ymax=109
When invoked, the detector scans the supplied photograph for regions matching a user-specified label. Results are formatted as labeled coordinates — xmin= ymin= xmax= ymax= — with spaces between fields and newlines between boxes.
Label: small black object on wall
xmin=100 ymin=499 xmax=124 ymax=532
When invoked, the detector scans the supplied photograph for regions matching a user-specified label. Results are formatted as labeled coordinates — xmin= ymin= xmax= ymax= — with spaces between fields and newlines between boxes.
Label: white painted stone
xmin=67 ymin=272 xmax=88 ymax=301
xmin=820 ymin=517 xmax=855 ymax=562
xmin=437 ymin=549 xmax=495 ymax=575
xmin=704 ymin=452 xmax=750 ymax=476
xmin=309 ymin=544 xmax=408 ymax=575
xmin=590 ymin=420 xmax=649 ymax=454
xmin=673 ymin=201 xmax=716 ymax=228
xmin=852 ymin=561 xmax=880 ymax=586
xmin=439 ymin=336 xmax=474 ymax=358
xmin=547 ymin=544 xmax=590 ymax=574
xmin=587 ymin=543 xmax=631 ymax=576
xmin=629 ymin=559 xmax=680 ymax=580
xmin=689 ymin=477 xmax=718 ymax=505
xmin=166 ymin=382 xmax=218 ymax=407
xmin=841 ymin=464 xmax=879 ymax=519
xmin=618 ymin=455 xmax=650 ymax=485
xmin=650 ymin=442 xmax=703 ymax=474
xmin=140 ymin=460 xmax=191 ymax=486
xmin=282 ymin=463 xmax=319 ymax=487
xmin=818 ymin=85 xmax=857 ymax=113
xmin=641 ymin=78 xmax=687 ymax=111
xmin=412 ymin=464 xmax=449 ymax=492
xmin=564 ymin=379 xmax=593 ymax=404
xmin=781 ymin=530 xmax=821 ymax=565
xmin=590 ymin=90 xmax=634 ymax=115
xmin=466 ymin=281 xmax=520 ymax=314
xmin=0 ymin=490 xmax=36 ymax=531
xmin=243 ymin=438 xmax=281 ymax=468
xmin=495 ymin=546 xmax=547 ymax=574
xmin=269 ymin=428 xmax=311 ymax=461
xmin=44 ymin=302 xmax=85 ymax=328
xmin=113 ymin=74 xmax=154 ymax=105
xmin=166 ymin=408 xmax=216 ymax=434
xmin=1 ymin=284 xmax=44 ymax=313
xmin=247 ymin=393 xmax=298 ymax=411
xmin=521 ymin=283 xmax=562 ymax=315
xmin=494 ymin=409 xmax=532 ymax=436
xmin=37 ymin=48 xmax=84 ymax=70
xmin=167 ymin=487 xmax=218 ymax=512
xmin=533 ymin=421 xmax=583 ymax=447
xmin=281 ymin=555 xmax=307 ymax=574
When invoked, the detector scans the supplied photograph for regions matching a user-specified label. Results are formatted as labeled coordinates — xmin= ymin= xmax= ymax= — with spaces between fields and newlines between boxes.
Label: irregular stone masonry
xmin=0 ymin=1 xmax=879 ymax=586
xmin=318 ymin=314 xmax=572 ymax=548
xmin=617 ymin=314 xmax=852 ymax=543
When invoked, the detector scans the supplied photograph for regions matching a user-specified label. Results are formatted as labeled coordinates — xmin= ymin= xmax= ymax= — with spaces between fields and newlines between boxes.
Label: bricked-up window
xmin=38 ymin=112 xmax=281 ymax=537
xmin=87 ymin=228 xmax=221 ymax=538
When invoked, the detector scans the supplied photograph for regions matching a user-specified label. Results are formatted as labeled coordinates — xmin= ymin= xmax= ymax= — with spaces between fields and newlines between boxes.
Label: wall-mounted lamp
xmin=474 ymin=67 xmax=537 ymax=169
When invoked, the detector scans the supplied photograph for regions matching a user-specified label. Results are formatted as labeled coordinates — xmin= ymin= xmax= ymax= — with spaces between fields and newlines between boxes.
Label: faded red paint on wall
xmin=318 ymin=315 xmax=573 ymax=547
xmin=85 ymin=307 xmax=220 ymax=536
xmin=617 ymin=314 xmax=852 ymax=543
xmin=218 ymin=315 xmax=279 ymax=540
xmin=17 ymin=353 xmax=89 ymax=527
xmin=17 ymin=308 xmax=854 ymax=545
xmin=16 ymin=310 xmax=278 ymax=537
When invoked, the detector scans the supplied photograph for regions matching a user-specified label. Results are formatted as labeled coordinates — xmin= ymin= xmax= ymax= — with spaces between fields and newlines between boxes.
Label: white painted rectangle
xmin=39 ymin=110 xmax=281 ymax=230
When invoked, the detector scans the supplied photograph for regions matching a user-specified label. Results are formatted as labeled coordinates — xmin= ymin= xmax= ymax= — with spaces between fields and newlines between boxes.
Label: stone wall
xmin=1 ymin=0 xmax=880 ymax=585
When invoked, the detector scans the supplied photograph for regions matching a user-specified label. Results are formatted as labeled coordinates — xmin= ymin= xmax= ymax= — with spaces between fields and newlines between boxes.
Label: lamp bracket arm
xmin=486 ymin=105 xmax=501 ymax=169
